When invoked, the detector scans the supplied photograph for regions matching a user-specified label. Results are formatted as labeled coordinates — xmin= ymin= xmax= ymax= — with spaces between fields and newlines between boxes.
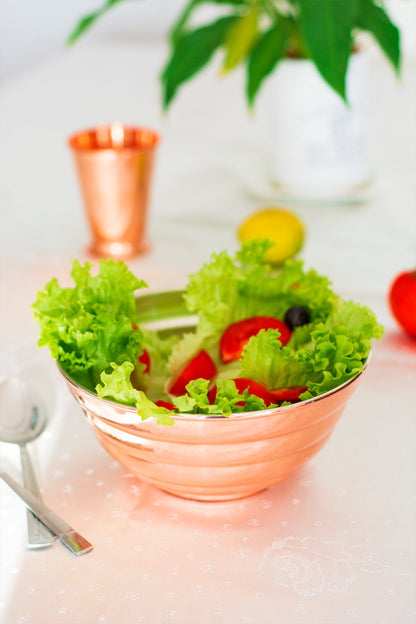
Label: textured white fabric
xmin=0 ymin=41 xmax=415 ymax=624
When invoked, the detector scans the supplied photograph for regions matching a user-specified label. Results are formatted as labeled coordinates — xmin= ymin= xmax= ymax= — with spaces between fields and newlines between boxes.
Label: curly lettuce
xmin=32 ymin=259 xmax=147 ymax=391
xmin=138 ymin=328 xmax=180 ymax=401
xmin=32 ymin=241 xmax=384 ymax=424
xmin=98 ymin=368 xmax=267 ymax=420
xmin=184 ymin=240 xmax=337 ymax=335
xmin=167 ymin=240 xmax=339 ymax=384
xmin=240 ymin=299 xmax=383 ymax=399
xmin=97 ymin=361 xmax=175 ymax=426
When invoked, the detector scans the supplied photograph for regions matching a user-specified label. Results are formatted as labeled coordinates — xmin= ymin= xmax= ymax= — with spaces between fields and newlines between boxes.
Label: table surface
xmin=0 ymin=40 xmax=415 ymax=624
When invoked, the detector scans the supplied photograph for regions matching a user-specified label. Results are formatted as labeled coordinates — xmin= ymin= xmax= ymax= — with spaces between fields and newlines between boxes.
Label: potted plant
xmin=68 ymin=0 xmax=401 ymax=199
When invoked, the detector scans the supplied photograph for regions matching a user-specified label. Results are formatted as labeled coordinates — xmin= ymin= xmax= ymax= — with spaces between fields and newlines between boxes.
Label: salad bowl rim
xmin=58 ymin=355 xmax=369 ymax=423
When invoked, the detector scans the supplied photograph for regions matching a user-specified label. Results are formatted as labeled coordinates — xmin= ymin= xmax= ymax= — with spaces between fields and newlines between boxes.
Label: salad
xmin=32 ymin=240 xmax=383 ymax=426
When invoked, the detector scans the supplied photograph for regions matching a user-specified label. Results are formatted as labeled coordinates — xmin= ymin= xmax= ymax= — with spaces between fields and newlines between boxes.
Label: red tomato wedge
xmin=168 ymin=350 xmax=217 ymax=397
xmin=269 ymin=386 xmax=308 ymax=403
xmin=155 ymin=400 xmax=177 ymax=410
xmin=138 ymin=348 xmax=151 ymax=374
xmin=208 ymin=378 xmax=275 ymax=407
xmin=220 ymin=316 xmax=291 ymax=363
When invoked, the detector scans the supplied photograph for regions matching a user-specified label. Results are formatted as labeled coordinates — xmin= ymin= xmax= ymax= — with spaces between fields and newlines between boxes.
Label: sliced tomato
xmin=219 ymin=316 xmax=291 ymax=363
xmin=207 ymin=385 xmax=217 ymax=404
xmin=269 ymin=386 xmax=308 ymax=403
xmin=130 ymin=350 xmax=150 ymax=390
xmin=138 ymin=348 xmax=151 ymax=374
xmin=168 ymin=350 xmax=217 ymax=397
xmin=155 ymin=400 xmax=176 ymax=410
xmin=209 ymin=378 xmax=275 ymax=407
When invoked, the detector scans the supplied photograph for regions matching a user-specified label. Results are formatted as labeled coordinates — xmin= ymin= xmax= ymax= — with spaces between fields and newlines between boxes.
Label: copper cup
xmin=69 ymin=123 xmax=160 ymax=259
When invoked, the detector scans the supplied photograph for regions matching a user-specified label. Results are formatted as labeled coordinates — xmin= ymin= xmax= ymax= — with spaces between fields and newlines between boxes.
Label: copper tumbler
xmin=69 ymin=123 xmax=160 ymax=259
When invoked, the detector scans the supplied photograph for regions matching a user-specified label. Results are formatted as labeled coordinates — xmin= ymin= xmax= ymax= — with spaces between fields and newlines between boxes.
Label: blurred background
xmin=1 ymin=5 xmax=415 ymax=622
xmin=1 ymin=0 xmax=415 ymax=84
xmin=1 ymin=0 xmax=415 ymax=345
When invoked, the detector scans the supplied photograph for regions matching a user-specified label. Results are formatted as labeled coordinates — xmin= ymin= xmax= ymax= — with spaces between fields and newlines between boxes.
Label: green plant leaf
xmin=67 ymin=0 xmax=133 ymax=45
xmin=222 ymin=8 xmax=259 ymax=73
xmin=67 ymin=14 xmax=101 ymax=45
xmin=298 ymin=0 xmax=359 ymax=100
xmin=169 ymin=0 xmax=199 ymax=45
xmin=246 ymin=22 xmax=289 ymax=107
xmin=169 ymin=0 xmax=246 ymax=45
xmin=355 ymin=0 xmax=401 ymax=72
xmin=162 ymin=15 xmax=238 ymax=109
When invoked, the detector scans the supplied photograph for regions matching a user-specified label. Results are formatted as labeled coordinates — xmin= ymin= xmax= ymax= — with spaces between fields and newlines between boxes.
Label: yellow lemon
xmin=238 ymin=207 xmax=305 ymax=265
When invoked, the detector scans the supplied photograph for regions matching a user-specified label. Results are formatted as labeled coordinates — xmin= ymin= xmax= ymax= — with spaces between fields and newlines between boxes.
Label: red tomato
xmin=168 ymin=350 xmax=217 ymax=396
xmin=208 ymin=378 xmax=275 ymax=407
xmin=389 ymin=270 xmax=416 ymax=338
xmin=155 ymin=400 xmax=176 ymax=410
xmin=220 ymin=316 xmax=291 ymax=363
xmin=269 ymin=386 xmax=308 ymax=403
xmin=138 ymin=348 xmax=151 ymax=373
xmin=130 ymin=350 xmax=150 ymax=391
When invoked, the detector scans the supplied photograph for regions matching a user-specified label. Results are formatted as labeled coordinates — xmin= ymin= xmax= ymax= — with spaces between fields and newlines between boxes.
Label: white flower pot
xmin=267 ymin=52 xmax=370 ymax=200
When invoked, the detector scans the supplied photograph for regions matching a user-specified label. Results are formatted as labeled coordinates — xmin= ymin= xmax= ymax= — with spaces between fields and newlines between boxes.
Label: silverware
xmin=0 ymin=377 xmax=54 ymax=548
xmin=0 ymin=470 xmax=93 ymax=556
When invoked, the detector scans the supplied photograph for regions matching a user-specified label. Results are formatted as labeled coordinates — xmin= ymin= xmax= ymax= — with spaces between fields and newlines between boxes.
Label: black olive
xmin=284 ymin=306 xmax=311 ymax=331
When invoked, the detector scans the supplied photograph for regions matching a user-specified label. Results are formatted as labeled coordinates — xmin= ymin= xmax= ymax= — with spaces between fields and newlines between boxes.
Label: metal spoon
xmin=0 ymin=377 xmax=54 ymax=548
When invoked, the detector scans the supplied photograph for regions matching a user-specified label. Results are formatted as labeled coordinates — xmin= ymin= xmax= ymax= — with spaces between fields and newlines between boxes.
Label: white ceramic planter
xmin=267 ymin=52 xmax=370 ymax=200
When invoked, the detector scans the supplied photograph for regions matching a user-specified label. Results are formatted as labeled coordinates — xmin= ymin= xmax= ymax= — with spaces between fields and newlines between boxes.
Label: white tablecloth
xmin=0 ymin=41 xmax=415 ymax=624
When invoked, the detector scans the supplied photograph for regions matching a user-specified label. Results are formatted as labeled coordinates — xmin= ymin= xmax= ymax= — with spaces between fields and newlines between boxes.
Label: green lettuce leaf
xmin=240 ymin=298 xmax=383 ymax=399
xmin=32 ymin=259 xmax=147 ymax=391
xmin=167 ymin=240 xmax=274 ymax=380
xmin=184 ymin=241 xmax=337 ymax=335
xmin=97 ymin=362 xmax=175 ymax=426
xmin=173 ymin=378 xmax=267 ymax=416
xmin=213 ymin=378 xmax=267 ymax=413
xmin=138 ymin=328 xmax=181 ymax=401
xmin=170 ymin=241 xmax=344 ymax=384
xmin=97 ymin=362 xmax=266 ymax=425
xmin=184 ymin=240 xmax=273 ymax=337
xmin=97 ymin=365 xmax=266 ymax=421
xmin=240 ymin=329 xmax=309 ymax=390
xmin=324 ymin=298 xmax=384 ymax=342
